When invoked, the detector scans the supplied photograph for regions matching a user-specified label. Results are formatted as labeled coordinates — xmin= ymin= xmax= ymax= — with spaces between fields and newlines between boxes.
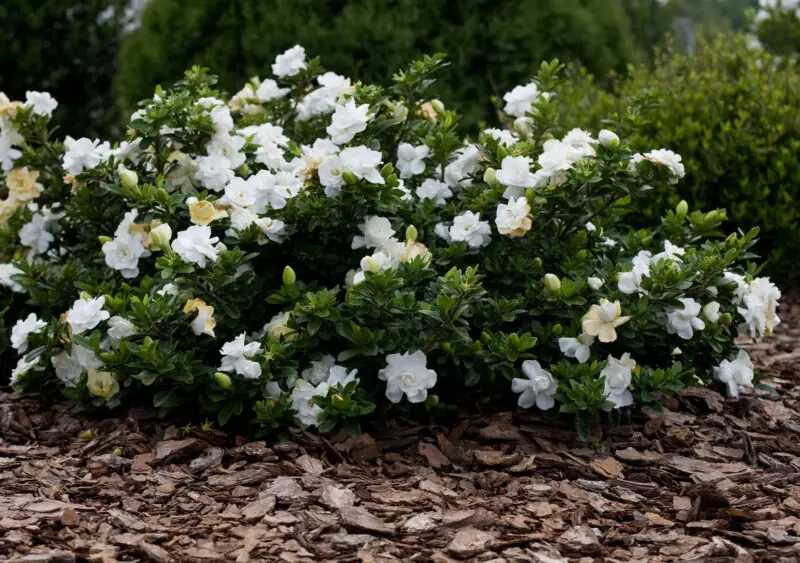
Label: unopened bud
xmin=282 ymin=265 xmax=296 ymax=286
xmin=99 ymin=235 xmax=113 ymax=245
xmin=483 ymin=167 xmax=500 ymax=188
xmin=150 ymin=223 xmax=172 ymax=251
xmin=676 ymin=200 xmax=689 ymax=221
xmin=118 ymin=166 xmax=138 ymax=190
xmin=430 ymin=99 xmax=445 ymax=113
xmin=598 ymin=129 xmax=620 ymax=150
xmin=331 ymin=393 xmax=347 ymax=409
xmin=342 ymin=171 xmax=358 ymax=185
xmin=544 ymin=273 xmax=561 ymax=294
xmin=392 ymin=102 xmax=408 ymax=121
xmin=214 ymin=372 xmax=233 ymax=389
xmin=405 ymin=224 xmax=418 ymax=242
xmin=551 ymin=323 xmax=563 ymax=336
xmin=718 ymin=313 xmax=732 ymax=327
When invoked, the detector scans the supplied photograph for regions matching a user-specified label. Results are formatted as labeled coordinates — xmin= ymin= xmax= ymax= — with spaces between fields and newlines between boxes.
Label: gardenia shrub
xmin=556 ymin=34 xmax=800 ymax=283
xmin=0 ymin=48 xmax=781 ymax=437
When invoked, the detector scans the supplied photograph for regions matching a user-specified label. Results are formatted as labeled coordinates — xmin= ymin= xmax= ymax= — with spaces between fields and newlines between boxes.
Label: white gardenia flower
xmin=396 ymin=143 xmax=430 ymax=178
xmin=62 ymin=137 xmax=107 ymax=174
xmin=0 ymin=263 xmax=25 ymax=292
xmin=302 ymin=355 xmax=337 ymax=385
xmin=103 ymin=231 xmax=147 ymax=279
xmin=416 ymin=179 xmax=453 ymax=205
xmin=50 ymin=344 xmax=103 ymax=387
xmin=653 ymin=240 xmax=685 ymax=263
xmin=290 ymin=379 xmax=329 ymax=427
xmin=340 ymin=146 xmax=384 ymax=184
xmin=219 ymin=334 xmax=262 ymax=379
xmin=66 ymin=296 xmax=110 ymax=335
xmin=0 ymin=129 xmax=23 ymax=172
xmin=296 ymin=72 xmax=353 ymax=120
xmin=255 ymin=217 xmax=287 ymax=243
xmin=19 ymin=212 xmax=55 ymax=255
xmin=25 ymin=91 xmax=58 ymax=117
xmin=449 ymin=211 xmax=492 ymax=248
xmin=10 ymin=356 xmax=41 ymax=386
xmin=256 ymin=78 xmax=290 ymax=102
xmin=714 ymin=350 xmax=754 ymax=398
xmin=194 ymin=155 xmax=234 ymax=192
xmin=483 ymin=128 xmax=517 ymax=147
xmin=444 ymin=144 xmax=480 ymax=187
xmin=495 ymin=156 xmax=536 ymax=199
xmin=224 ymin=177 xmax=258 ymax=208
xmin=738 ymin=277 xmax=781 ymax=338
xmin=11 ymin=313 xmax=47 ymax=354
xmin=106 ymin=316 xmax=136 ymax=347
xmin=379 ymin=350 xmax=437 ymax=404
xmin=326 ymin=99 xmax=371 ymax=144
xmin=171 ymin=226 xmax=221 ymax=267
xmin=209 ymin=105 xmax=234 ymax=134
xmin=300 ymin=138 xmax=339 ymax=171
xmin=503 ymin=82 xmax=542 ymax=117
xmin=558 ymin=333 xmax=595 ymax=364
xmin=532 ymin=138 xmax=591 ymax=188
xmin=512 ymin=360 xmax=558 ymax=409
xmin=360 ymin=250 xmax=397 ymax=274
xmin=601 ymin=353 xmax=636 ymax=408
xmin=703 ymin=301 xmax=721 ymax=323
xmin=587 ymin=277 xmax=604 ymax=290
xmin=272 ymin=45 xmax=307 ymax=77
xmin=327 ymin=365 xmax=359 ymax=388
xmin=434 ymin=222 xmax=452 ymax=242
xmin=352 ymin=216 xmax=395 ymax=250
xmin=667 ymin=298 xmax=705 ymax=340
xmin=495 ymin=197 xmax=532 ymax=237
xmin=318 ymin=155 xmax=345 ymax=193
xmin=642 ymin=149 xmax=685 ymax=183
xmin=598 ymin=129 xmax=620 ymax=149
xmin=618 ymin=250 xmax=653 ymax=295
xmin=562 ymin=128 xmax=597 ymax=152
xmin=206 ymin=133 xmax=246 ymax=168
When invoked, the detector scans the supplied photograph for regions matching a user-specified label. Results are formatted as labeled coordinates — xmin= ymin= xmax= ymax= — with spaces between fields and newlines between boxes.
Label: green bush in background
xmin=753 ymin=2 xmax=800 ymax=56
xmin=115 ymin=0 xmax=664 ymax=128
xmin=0 ymin=0 xmax=129 ymax=138
xmin=557 ymin=35 xmax=800 ymax=282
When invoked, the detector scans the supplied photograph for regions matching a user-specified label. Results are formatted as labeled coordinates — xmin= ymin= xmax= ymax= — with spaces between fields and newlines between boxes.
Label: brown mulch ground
xmin=3 ymin=301 xmax=800 ymax=562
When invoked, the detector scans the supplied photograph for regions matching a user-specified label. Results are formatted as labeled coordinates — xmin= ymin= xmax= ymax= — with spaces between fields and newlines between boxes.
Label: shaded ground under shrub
xmin=1 ymin=295 xmax=800 ymax=562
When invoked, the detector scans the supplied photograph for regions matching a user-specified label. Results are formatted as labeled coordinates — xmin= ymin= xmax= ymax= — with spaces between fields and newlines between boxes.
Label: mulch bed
xmin=3 ymin=300 xmax=800 ymax=562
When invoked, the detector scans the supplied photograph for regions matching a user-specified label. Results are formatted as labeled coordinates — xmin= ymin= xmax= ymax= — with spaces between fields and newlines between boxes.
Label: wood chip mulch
xmin=3 ymin=297 xmax=800 ymax=562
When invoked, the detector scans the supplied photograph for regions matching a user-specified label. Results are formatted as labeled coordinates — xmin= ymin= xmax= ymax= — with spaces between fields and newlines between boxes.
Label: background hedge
xmin=114 ymin=0 xmax=664 ymax=128
xmin=0 ymin=0 xmax=129 ymax=138
xmin=557 ymin=35 xmax=800 ymax=282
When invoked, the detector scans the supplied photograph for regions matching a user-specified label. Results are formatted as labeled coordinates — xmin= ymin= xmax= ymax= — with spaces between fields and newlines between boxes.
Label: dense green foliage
xmin=753 ymin=1 xmax=800 ymax=55
xmin=557 ymin=35 xmax=800 ymax=281
xmin=0 ymin=0 xmax=129 ymax=138
xmin=115 ymin=0 xmax=658 ymax=128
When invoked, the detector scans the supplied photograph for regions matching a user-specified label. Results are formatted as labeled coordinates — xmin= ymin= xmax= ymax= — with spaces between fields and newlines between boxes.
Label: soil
xmin=2 ymin=299 xmax=800 ymax=562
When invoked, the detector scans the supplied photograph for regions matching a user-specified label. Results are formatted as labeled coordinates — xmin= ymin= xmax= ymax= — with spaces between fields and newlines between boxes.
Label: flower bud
xmin=80 ymin=291 xmax=93 ymax=300
xmin=282 ymin=265 xmax=296 ymax=286
xmin=98 ymin=235 xmax=113 ymax=245
xmin=431 ymin=99 xmax=445 ymax=113
xmin=598 ymin=129 xmax=620 ymax=150
xmin=118 ymin=166 xmax=138 ymax=190
xmin=331 ymin=393 xmax=347 ymax=409
xmin=543 ymin=273 xmax=561 ymax=294
xmin=214 ymin=372 xmax=233 ymax=389
xmin=718 ymin=312 xmax=733 ymax=327
xmin=150 ymin=223 xmax=172 ymax=251
xmin=342 ymin=171 xmax=358 ymax=185
xmin=533 ymin=257 xmax=543 ymax=269
xmin=671 ymin=347 xmax=683 ymax=356
xmin=424 ymin=394 xmax=440 ymax=408
xmin=575 ymin=249 xmax=588 ymax=261
xmin=588 ymin=276 xmax=603 ymax=290
xmin=392 ymin=102 xmax=408 ymax=121
xmin=514 ymin=116 xmax=534 ymax=137
xmin=551 ymin=323 xmax=563 ymax=336
xmin=405 ymin=224 xmax=418 ymax=242
xmin=676 ymin=200 xmax=689 ymax=221
xmin=483 ymin=167 xmax=500 ymax=188
xmin=237 ymin=164 xmax=250 ymax=177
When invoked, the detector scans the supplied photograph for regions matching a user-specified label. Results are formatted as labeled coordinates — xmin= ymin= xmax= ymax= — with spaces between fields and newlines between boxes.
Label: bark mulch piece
xmin=3 ymin=296 xmax=800 ymax=562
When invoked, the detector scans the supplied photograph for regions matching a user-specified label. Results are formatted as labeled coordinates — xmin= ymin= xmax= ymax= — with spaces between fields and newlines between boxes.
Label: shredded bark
xmin=2 ymin=297 xmax=800 ymax=562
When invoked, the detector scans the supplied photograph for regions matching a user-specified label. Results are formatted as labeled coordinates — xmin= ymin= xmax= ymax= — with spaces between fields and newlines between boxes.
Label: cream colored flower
xmin=264 ymin=311 xmax=296 ymax=342
xmin=582 ymin=299 xmax=632 ymax=343
xmin=0 ymin=93 xmax=22 ymax=118
xmin=7 ymin=167 xmax=43 ymax=203
xmin=86 ymin=369 xmax=120 ymax=399
xmin=0 ymin=198 xmax=19 ymax=226
xmin=401 ymin=240 xmax=432 ymax=264
xmin=184 ymin=298 xmax=217 ymax=337
xmin=187 ymin=197 xmax=228 ymax=226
